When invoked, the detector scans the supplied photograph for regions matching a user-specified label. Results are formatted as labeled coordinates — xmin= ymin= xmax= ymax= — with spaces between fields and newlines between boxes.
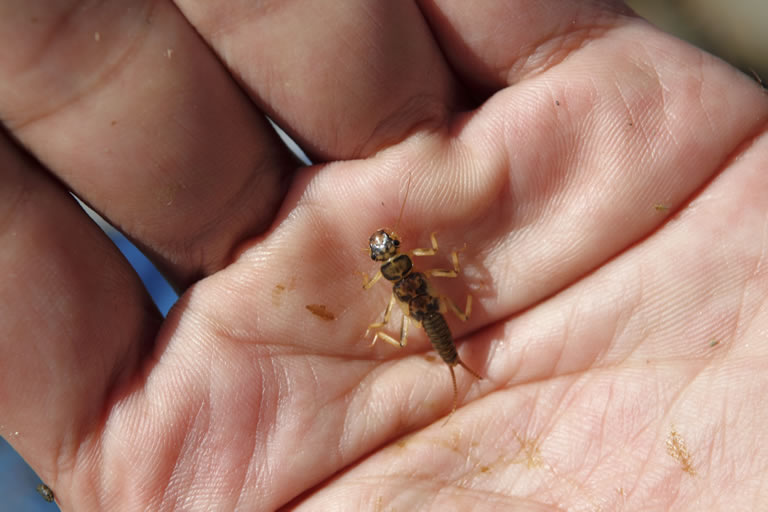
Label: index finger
xmin=0 ymin=0 xmax=294 ymax=289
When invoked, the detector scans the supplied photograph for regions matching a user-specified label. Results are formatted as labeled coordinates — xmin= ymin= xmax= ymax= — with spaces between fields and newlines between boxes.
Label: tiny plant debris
xmin=306 ymin=304 xmax=336 ymax=321
xmin=512 ymin=432 xmax=543 ymax=469
xmin=272 ymin=283 xmax=286 ymax=306
xmin=666 ymin=426 xmax=696 ymax=475
xmin=653 ymin=203 xmax=669 ymax=212
xmin=750 ymin=68 xmax=767 ymax=91
xmin=709 ymin=339 xmax=720 ymax=348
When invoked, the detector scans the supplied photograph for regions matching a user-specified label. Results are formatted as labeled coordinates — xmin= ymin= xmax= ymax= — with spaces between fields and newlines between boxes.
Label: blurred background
xmin=628 ymin=0 xmax=768 ymax=79
xmin=2 ymin=2 xmax=766 ymax=510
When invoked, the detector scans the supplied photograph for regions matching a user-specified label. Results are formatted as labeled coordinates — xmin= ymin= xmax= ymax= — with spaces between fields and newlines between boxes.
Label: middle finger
xmin=176 ymin=0 xmax=462 ymax=160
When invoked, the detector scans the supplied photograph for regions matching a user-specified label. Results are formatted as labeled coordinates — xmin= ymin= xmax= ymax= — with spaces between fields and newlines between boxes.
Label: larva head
xmin=368 ymin=229 xmax=400 ymax=262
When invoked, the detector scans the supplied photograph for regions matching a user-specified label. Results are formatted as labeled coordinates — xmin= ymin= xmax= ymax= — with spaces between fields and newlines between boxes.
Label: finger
xmin=175 ymin=0 xmax=462 ymax=160
xmin=0 ymin=1 xmax=294 ymax=288
xmin=0 ymin=132 xmax=160 ymax=496
xmin=418 ymin=0 xmax=634 ymax=92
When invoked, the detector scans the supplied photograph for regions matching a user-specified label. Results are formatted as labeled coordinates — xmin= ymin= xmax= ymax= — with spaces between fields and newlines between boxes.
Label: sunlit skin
xmin=1 ymin=1 xmax=768 ymax=510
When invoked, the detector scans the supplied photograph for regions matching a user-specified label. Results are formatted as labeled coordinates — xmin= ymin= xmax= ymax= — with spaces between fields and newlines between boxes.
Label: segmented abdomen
xmin=422 ymin=312 xmax=457 ymax=365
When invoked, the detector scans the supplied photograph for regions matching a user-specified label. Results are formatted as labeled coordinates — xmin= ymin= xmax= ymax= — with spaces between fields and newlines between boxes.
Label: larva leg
xmin=424 ymin=239 xmax=467 ymax=279
xmin=442 ymin=294 xmax=472 ymax=322
xmin=368 ymin=296 xmax=412 ymax=348
xmin=411 ymin=231 xmax=440 ymax=256
xmin=366 ymin=294 xmax=396 ymax=341
xmin=361 ymin=270 xmax=383 ymax=290
xmin=371 ymin=329 xmax=405 ymax=349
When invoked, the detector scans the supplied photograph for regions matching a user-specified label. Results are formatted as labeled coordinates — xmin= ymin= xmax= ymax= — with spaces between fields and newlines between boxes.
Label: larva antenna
xmin=392 ymin=173 xmax=412 ymax=235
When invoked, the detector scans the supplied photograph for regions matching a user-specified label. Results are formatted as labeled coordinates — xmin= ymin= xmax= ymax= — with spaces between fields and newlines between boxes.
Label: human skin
xmin=1 ymin=0 xmax=767 ymax=510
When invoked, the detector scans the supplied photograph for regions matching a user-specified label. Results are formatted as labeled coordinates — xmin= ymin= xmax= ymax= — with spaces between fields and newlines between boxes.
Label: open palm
xmin=2 ymin=1 xmax=767 ymax=510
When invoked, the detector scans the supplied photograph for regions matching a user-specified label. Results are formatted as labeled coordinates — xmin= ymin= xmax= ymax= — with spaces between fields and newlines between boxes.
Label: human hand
xmin=2 ymin=1 xmax=767 ymax=510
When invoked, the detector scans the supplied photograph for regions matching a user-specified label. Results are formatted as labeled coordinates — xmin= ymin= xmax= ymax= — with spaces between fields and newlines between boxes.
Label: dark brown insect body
xmin=363 ymin=228 xmax=481 ymax=414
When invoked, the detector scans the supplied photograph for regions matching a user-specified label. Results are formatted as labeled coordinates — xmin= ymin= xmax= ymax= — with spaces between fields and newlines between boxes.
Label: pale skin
xmin=1 ymin=1 xmax=768 ymax=510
